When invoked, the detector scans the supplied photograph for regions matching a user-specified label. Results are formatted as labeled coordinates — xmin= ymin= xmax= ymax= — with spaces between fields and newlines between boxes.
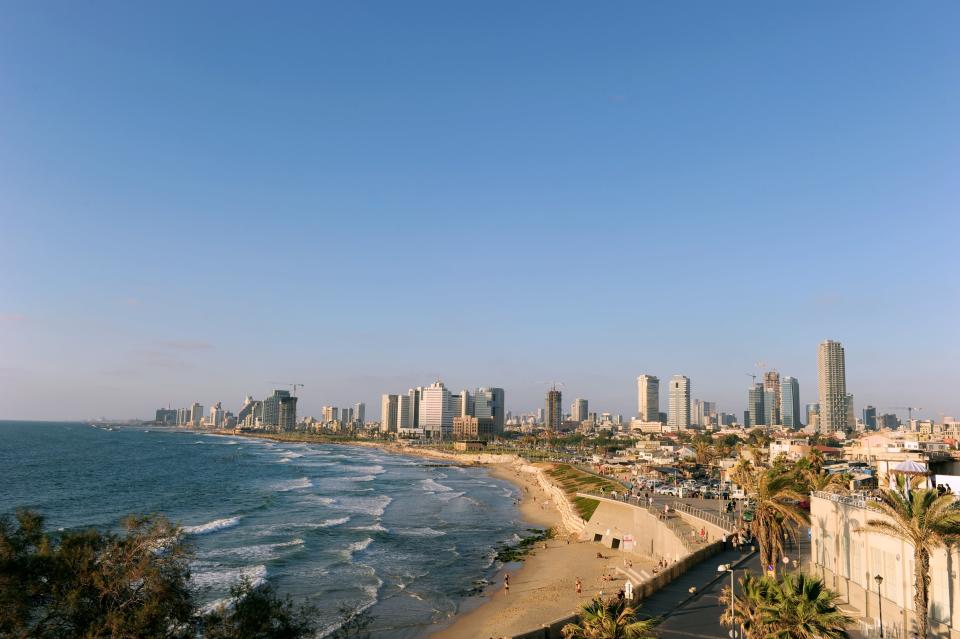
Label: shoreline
xmin=172 ymin=427 xmax=612 ymax=638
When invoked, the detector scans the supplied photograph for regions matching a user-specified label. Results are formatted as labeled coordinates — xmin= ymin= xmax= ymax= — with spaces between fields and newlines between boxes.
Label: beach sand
xmin=429 ymin=463 xmax=651 ymax=639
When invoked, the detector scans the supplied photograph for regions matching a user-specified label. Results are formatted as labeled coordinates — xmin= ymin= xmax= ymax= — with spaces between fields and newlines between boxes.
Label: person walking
xmin=504 ymin=573 xmax=510 ymax=594
xmin=576 ymin=577 xmax=582 ymax=595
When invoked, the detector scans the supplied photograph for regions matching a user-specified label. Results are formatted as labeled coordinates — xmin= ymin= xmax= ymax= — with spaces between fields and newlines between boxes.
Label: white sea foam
xmin=336 ymin=495 xmax=392 ymax=517
xmin=199 ymin=538 xmax=304 ymax=562
xmin=182 ymin=516 xmax=241 ymax=535
xmin=273 ymin=477 xmax=312 ymax=492
xmin=300 ymin=495 xmax=335 ymax=505
xmin=347 ymin=537 xmax=374 ymax=553
xmin=346 ymin=475 xmax=376 ymax=482
xmin=419 ymin=478 xmax=452 ymax=493
xmin=395 ymin=527 xmax=446 ymax=537
xmin=435 ymin=491 xmax=466 ymax=502
xmin=353 ymin=522 xmax=388 ymax=532
xmin=309 ymin=516 xmax=351 ymax=528
xmin=191 ymin=563 xmax=267 ymax=590
xmin=347 ymin=464 xmax=385 ymax=475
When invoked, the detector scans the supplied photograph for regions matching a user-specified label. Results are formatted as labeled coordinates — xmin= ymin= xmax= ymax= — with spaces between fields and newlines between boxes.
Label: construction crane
xmin=886 ymin=406 xmax=922 ymax=422
xmin=269 ymin=382 xmax=304 ymax=397
xmin=745 ymin=373 xmax=757 ymax=384
xmin=535 ymin=381 xmax=565 ymax=391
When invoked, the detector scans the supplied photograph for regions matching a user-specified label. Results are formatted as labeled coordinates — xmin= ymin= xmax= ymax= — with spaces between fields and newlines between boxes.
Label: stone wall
xmin=519 ymin=463 xmax=587 ymax=536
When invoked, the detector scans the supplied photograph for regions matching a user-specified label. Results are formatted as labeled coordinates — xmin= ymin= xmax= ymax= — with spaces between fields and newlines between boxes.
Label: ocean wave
xmin=192 ymin=563 xmax=267 ymax=591
xmin=435 ymin=491 xmax=466 ymax=502
xmin=347 ymin=464 xmax=385 ymax=475
xmin=347 ymin=537 xmax=374 ymax=553
xmin=182 ymin=516 xmax=241 ymax=535
xmin=199 ymin=538 xmax=304 ymax=562
xmin=353 ymin=522 xmax=387 ymax=532
xmin=308 ymin=516 xmax=351 ymax=529
xmin=345 ymin=475 xmax=376 ymax=482
xmin=300 ymin=495 xmax=335 ymax=505
xmin=273 ymin=477 xmax=312 ymax=492
xmin=419 ymin=478 xmax=452 ymax=493
xmin=335 ymin=495 xmax=392 ymax=517
xmin=395 ymin=527 xmax=445 ymax=537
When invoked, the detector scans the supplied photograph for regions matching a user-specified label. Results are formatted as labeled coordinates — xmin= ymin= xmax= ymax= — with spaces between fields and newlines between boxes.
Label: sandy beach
xmin=429 ymin=462 xmax=652 ymax=639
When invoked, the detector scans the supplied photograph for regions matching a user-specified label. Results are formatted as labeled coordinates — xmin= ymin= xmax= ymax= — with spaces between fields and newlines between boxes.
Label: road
xmin=639 ymin=535 xmax=811 ymax=638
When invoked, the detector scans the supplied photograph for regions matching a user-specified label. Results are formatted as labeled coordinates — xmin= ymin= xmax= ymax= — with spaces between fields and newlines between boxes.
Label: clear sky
xmin=1 ymin=2 xmax=957 ymax=422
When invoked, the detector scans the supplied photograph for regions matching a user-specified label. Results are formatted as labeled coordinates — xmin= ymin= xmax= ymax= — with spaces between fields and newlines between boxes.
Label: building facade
xmin=572 ymin=398 xmax=589 ymax=422
xmin=419 ymin=381 xmax=454 ymax=439
xmin=667 ymin=375 xmax=690 ymax=431
xmin=545 ymin=388 xmax=562 ymax=432
xmin=381 ymin=394 xmax=398 ymax=432
xmin=637 ymin=375 xmax=659 ymax=422
xmin=818 ymin=339 xmax=848 ymax=432
xmin=781 ymin=376 xmax=801 ymax=428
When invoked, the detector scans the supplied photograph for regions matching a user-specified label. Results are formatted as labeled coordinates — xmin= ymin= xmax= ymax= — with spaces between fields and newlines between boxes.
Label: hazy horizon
xmin=2 ymin=3 xmax=957 ymax=422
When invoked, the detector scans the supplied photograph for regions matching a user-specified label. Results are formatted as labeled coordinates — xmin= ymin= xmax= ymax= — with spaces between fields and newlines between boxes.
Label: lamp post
xmin=719 ymin=563 xmax=737 ymax=636
xmin=874 ymin=574 xmax=884 ymax=638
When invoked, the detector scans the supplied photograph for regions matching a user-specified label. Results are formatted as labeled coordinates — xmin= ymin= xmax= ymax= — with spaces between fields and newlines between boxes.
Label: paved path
xmin=640 ymin=535 xmax=812 ymax=639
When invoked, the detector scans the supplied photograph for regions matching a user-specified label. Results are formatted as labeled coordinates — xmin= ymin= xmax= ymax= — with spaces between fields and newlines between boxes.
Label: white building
xmin=667 ymin=375 xmax=690 ymax=431
xmin=419 ymin=380 xmax=454 ymax=439
xmin=380 ymin=395 xmax=398 ymax=432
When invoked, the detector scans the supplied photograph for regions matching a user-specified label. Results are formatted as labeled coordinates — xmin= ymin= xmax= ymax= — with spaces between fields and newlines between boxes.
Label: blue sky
xmin=1 ymin=2 xmax=957 ymax=421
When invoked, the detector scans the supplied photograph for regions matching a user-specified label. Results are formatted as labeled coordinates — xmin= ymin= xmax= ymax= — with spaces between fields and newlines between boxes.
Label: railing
xmin=575 ymin=491 xmax=710 ymax=552
xmin=669 ymin=501 xmax=736 ymax=532
xmin=811 ymin=490 xmax=874 ymax=508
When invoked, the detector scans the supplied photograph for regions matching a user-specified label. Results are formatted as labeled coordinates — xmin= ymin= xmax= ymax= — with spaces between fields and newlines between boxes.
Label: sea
xmin=0 ymin=421 xmax=532 ymax=638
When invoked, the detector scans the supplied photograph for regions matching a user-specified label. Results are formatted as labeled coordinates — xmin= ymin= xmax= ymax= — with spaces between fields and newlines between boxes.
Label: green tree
xmin=721 ymin=572 xmax=850 ymax=639
xmin=202 ymin=579 xmax=318 ymax=639
xmin=561 ymin=596 xmax=657 ymax=639
xmin=861 ymin=479 xmax=960 ymax=639
xmin=733 ymin=464 xmax=809 ymax=570
xmin=0 ymin=509 xmax=320 ymax=639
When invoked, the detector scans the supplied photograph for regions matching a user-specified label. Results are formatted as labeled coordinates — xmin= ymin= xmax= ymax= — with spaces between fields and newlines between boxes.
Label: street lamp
xmin=874 ymin=574 xmax=884 ymax=638
xmin=719 ymin=564 xmax=735 ymax=630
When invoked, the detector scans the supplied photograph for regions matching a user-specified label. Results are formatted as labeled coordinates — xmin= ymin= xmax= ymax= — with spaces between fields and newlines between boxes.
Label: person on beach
xmin=576 ymin=577 xmax=582 ymax=595
xmin=504 ymin=573 xmax=510 ymax=593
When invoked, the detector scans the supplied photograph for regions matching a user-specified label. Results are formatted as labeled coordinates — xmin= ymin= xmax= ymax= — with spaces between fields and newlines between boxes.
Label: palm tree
xmin=721 ymin=572 xmax=850 ymax=639
xmin=720 ymin=572 xmax=771 ymax=639
xmin=861 ymin=479 xmax=960 ymax=639
xmin=561 ymin=596 xmax=657 ymax=639
xmin=803 ymin=468 xmax=848 ymax=495
xmin=736 ymin=466 xmax=809 ymax=570
xmin=694 ymin=441 xmax=716 ymax=466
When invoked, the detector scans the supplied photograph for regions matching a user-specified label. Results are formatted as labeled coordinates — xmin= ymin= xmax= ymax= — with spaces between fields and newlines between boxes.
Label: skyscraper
xmin=863 ymin=405 xmax=877 ymax=430
xmin=747 ymin=383 xmax=765 ymax=427
xmin=637 ymin=375 xmax=659 ymax=422
xmin=278 ymin=394 xmax=297 ymax=430
xmin=780 ymin=377 xmax=801 ymax=428
xmin=380 ymin=394 xmax=398 ymax=432
xmin=473 ymin=387 xmax=505 ymax=434
xmin=572 ymin=398 xmax=589 ymax=422
xmin=419 ymin=381 xmax=454 ymax=439
xmin=763 ymin=371 xmax=781 ymax=419
xmin=190 ymin=402 xmax=204 ymax=427
xmin=667 ymin=375 xmax=690 ymax=431
xmin=763 ymin=388 xmax=780 ymax=426
xmin=396 ymin=394 xmax=411 ymax=429
xmin=354 ymin=402 xmax=365 ymax=424
xmin=545 ymin=388 xmax=562 ymax=432
xmin=817 ymin=340 xmax=848 ymax=432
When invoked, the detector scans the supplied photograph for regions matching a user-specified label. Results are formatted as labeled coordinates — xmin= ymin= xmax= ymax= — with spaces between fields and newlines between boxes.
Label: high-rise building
xmin=667 ymin=375 xmax=690 ymax=431
xmin=210 ymin=402 xmax=225 ymax=428
xmin=381 ymin=394 xmax=398 ymax=432
xmin=237 ymin=396 xmax=261 ymax=428
xmin=419 ymin=381 xmax=454 ymax=439
xmin=572 ymin=398 xmax=589 ymax=422
xmin=780 ymin=377 xmax=801 ymax=428
xmin=806 ymin=403 xmax=820 ymax=430
xmin=763 ymin=371 xmax=781 ymax=419
xmin=545 ymin=388 xmax=562 ymax=431
xmin=817 ymin=340 xmax=848 ymax=432
xmin=473 ymin=387 xmax=505 ymax=434
xmin=748 ymin=383 xmax=765 ymax=427
xmin=846 ymin=394 xmax=856 ymax=431
xmin=190 ymin=402 xmax=204 ymax=427
xmin=262 ymin=390 xmax=291 ymax=429
xmin=763 ymin=389 xmax=780 ymax=426
xmin=408 ymin=387 xmax=422 ymax=428
xmin=278 ymin=395 xmax=297 ymax=431
xmin=396 ymin=394 xmax=411 ymax=429
xmin=637 ymin=375 xmax=660 ymax=422
xmin=863 ymin=405 xmax=877 ymax=430
xmin=322 ymin=405 xmax=337 ymax=422
xmin=354 ymin=402 xmax=365 ymax=424
xmin=457 ymin=390 xmax=473 ymax=417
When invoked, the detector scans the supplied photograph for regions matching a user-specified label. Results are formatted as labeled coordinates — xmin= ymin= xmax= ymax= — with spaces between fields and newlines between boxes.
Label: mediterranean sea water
xmin=0 ymin=421 xmax=530 ymax=637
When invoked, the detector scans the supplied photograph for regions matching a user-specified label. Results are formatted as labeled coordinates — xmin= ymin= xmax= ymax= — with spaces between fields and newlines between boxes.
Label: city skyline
xmin=2 ymin=3 xmax=958 ymax=421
